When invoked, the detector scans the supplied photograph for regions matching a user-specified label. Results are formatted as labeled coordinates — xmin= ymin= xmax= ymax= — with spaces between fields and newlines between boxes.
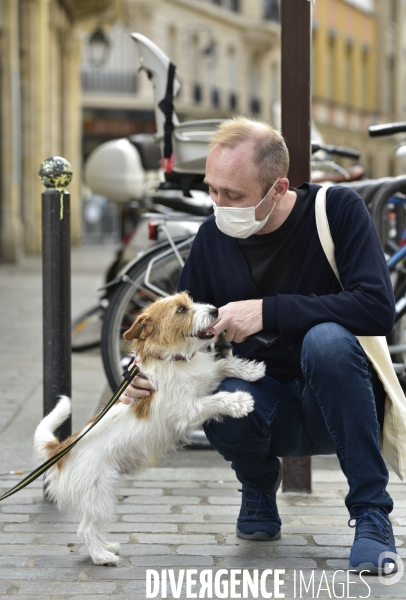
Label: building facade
xmin=80 ymin=0 xmax=282 ymax=159
xmin=2 ymin=0 xmax=405 ymax=260
xmin=0 ymin=0 xmax=118 ymax=262
xmin=312 ymin=0 xmax=405 ymax=178
xmin=82 ymin=0 xmax=405 ymax=185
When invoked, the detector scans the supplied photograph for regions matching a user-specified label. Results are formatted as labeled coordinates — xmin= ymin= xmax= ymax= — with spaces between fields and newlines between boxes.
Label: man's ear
xmin=123 ymin=315 xmax=154 ymax=340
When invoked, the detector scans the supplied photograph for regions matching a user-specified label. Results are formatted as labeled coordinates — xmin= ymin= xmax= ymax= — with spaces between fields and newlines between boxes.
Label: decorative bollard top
xmin=38 ymin=156 xmax=73 ymax=191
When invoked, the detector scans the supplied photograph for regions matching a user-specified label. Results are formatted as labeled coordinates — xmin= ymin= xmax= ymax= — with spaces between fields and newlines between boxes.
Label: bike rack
xmin=343 ymin=178 xmax=394 ymax=211
xmin=344 ymin=177 xmax=406 ymax=244
xmin=368 ymin=176 xmax=406 ymax=243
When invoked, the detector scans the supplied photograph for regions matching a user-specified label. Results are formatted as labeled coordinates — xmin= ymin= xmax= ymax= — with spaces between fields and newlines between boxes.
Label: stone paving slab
xmin=0 ymin=246 xmax=405 ymax=598
xmin=18 ymin=582 xmax=118 ymax=595
xmin=122 ymin=514 xmax=205 ymax=523
xmin=0 ymin=472 xmax=404 ymax=597
xmin=225 ymin=534 xmax=309 ymax=546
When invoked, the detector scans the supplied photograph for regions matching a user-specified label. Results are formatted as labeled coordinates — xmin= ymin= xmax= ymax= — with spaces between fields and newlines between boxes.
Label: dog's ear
xmin=123 ymin=315 xmax=155 ymax=341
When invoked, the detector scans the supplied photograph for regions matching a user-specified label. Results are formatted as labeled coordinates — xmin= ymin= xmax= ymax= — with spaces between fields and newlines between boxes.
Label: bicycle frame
xmin=100 ymin=213 xmax=203 ymax=300
xmin=143 ymin=235 xmax=196 ymax=297
xmin=387 ymin=244 xmax=406 ymax=270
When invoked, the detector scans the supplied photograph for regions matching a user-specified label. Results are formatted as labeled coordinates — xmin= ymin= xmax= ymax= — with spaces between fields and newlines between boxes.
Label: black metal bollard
xmin=39 ymin=157 xmax=73 ymax=446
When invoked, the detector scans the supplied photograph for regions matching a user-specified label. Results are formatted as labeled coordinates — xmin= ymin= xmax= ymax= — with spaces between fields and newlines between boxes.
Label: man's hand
xmin=120 ymin=375 xmax=156 ymax=404
xmin=210 ymin=299 xmax=263 ymax=343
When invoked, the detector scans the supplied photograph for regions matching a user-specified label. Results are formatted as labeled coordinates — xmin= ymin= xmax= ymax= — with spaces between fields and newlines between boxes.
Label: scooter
xmin=84 ymin=33 xmax=220 ymax=271
xmin=75 ymin=34 xmax=363 ymax=354
xmin=73 ymin=34 xmax=219 ymax=352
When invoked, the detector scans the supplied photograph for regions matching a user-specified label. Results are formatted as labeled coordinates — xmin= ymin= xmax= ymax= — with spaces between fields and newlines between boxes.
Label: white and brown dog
xmin=34 ymin=292 xmax=265 ymax=565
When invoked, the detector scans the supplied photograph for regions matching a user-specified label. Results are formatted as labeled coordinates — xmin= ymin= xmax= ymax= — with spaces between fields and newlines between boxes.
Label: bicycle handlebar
xmin=311 ymin=142 xmax=360 ymax=160
xmin=369 ymin=122 xmax=406 ymax=137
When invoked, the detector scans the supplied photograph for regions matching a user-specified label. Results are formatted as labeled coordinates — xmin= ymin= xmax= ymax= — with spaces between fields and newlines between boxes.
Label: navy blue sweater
xmin=178 ymin=183 xmax=396 ymax=379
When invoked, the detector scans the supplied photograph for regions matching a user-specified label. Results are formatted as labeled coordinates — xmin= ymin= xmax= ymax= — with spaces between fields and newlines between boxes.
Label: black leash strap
xmin=0 ymin=359 xmax=139 ymax=502
xmin=158 ymin=61 xmax=176 ymax=172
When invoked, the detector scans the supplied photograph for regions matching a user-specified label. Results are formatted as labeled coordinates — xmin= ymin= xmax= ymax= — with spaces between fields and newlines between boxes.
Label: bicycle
xmin=368 ymin=122 xmax=406 ymax=368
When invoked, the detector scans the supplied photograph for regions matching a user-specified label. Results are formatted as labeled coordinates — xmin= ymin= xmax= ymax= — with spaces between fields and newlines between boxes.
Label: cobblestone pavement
xmin=0 ymin=467 xmax=405 ymax=599
xmin=0 ymin=246 xmax=405 ymax=599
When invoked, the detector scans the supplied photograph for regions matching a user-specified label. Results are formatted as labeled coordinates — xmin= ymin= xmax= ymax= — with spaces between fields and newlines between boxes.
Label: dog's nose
xmin=210 ymin=308 xmax=219 ymax=318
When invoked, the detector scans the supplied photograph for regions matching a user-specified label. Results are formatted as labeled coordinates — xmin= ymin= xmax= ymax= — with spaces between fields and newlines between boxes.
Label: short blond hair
xmin=209 ymin=116 xmax=290 ymax=193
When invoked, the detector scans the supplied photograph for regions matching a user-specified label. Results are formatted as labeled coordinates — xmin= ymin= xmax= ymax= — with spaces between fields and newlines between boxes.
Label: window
xmin=387 ymin=56 xmax=396 ymax=116
xmin=81 ymin=72 xmax=137 ymax=94
xmin=264 ymin=0 xmax=280 ymax=22
xmin=343 ymin=44 xmax=353 ymax=105
xmin=211 ymin=0 xmax=239 ymax=10
xmin=191 ymin=35 xmax=203 ymax=104
xmin=212 ymin=89 xmax=220 ymax=107
xmin=227 ymin=48 xmax=238 ymax=110
xmin=229 ymin=92 xmax=237 ymax=110
xmin=360 ymin=49 xmax=369 ymax=110
xmin=270 ymin=62 xmax=279 ymax=124
xmin=326 ymin=36 xmax=336 ymax=101
xmin=81 ymin=23 xmax=138 ymax=95
xmin=193 ymin=84 xmax=202 ymax=103
xmin=208 ymin=43 xmax=220 ymax=108
xmin=250 ymin=59 xmax=261 ymax=115
xmin=250 ymin=98 xmax=261 ymax=114
xmin=168 ymin=26 xmax=177 ymax=64
xmin=312 ymin=30 xmax=318 ymax=95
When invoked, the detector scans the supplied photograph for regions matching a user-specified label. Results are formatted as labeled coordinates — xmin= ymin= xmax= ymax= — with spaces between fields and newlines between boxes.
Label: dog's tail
xmin=34 ymin=396 xmax=72 ymax=459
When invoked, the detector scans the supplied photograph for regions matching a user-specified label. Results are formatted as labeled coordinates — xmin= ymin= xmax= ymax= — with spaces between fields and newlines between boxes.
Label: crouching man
xmin=124 ymin=116 xmax=402 ymax=575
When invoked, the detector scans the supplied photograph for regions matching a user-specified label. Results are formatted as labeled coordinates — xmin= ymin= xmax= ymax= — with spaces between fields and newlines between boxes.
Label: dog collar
xmin=134 ymin=352 xmax=196 ymax=363
xmin=161 ymin=353 xmax=196 ymax=361
xmin=140 ymin=352 xmax=196 ymax=361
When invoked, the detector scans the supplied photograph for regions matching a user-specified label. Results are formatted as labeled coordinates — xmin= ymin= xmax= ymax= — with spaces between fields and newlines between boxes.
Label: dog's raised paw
xmin=227 ymin=391 xmax=255 ymax=418
xmin=243 ymin=360 xmax=266 ymax=382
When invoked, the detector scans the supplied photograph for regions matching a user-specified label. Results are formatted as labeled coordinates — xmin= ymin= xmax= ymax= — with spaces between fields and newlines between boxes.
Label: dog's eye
xmin=177 ymin=305 xmax=187 ymax=313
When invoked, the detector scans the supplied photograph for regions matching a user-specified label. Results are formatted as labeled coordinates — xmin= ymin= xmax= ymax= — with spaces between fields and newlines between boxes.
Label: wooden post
xmin=281 ymin=0 xmax=312 ymax=493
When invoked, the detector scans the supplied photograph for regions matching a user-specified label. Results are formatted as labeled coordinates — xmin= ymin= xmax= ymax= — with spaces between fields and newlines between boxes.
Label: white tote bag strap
xmin=314 ymin=184 xmax=406 ymax=480
xmin=314 ymin=185 xmax=343 ymax=287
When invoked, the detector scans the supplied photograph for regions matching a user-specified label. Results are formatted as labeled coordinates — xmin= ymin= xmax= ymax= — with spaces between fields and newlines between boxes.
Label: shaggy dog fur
xmin=34 ymin=292 xmax=265 ymax=565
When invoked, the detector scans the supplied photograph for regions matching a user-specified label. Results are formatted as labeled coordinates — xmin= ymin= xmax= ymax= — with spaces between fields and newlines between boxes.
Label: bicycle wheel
xmin=101 ymin=240 xmax=193 ymax=391
xmin=72 ymin=304 xmax=104 ymax=352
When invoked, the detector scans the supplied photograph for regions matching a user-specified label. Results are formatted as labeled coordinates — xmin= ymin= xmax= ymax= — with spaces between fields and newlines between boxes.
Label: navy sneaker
xmin=348 ymin=507 xmax=398 ymax=575
xmin=236 ymin=460 xmax=282 ymax=541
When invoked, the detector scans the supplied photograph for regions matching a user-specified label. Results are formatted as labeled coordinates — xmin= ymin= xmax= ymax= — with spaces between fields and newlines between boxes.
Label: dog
xmin=34 ymin=292 xmax=266 ymax=565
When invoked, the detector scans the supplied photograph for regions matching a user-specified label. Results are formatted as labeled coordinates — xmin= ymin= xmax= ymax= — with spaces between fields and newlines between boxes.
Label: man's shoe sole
xmin=348 ymin=561 xmax=398 ymax=576
xmin=236 ymin=527 xmax=281 ymax=541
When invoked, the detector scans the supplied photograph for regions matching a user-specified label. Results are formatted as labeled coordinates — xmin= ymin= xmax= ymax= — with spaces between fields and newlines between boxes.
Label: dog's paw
xmin=241 ymin=360 xmax=266 ymax=382
xmin=227 ymin=391 xmax=255 ymax=418
xmin=92 ymin=550 xmax=120 ymax=566
xmin=105 ymin=542 xmax=120 ymax=554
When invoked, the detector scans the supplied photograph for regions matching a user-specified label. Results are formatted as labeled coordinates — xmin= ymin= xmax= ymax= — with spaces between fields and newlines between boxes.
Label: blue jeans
xmin=204 ymin=323 xmax=393 ymax=514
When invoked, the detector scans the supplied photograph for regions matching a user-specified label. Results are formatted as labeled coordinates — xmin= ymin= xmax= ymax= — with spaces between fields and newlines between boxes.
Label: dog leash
xmin=0 ymin=358 xmax=139 ymax=502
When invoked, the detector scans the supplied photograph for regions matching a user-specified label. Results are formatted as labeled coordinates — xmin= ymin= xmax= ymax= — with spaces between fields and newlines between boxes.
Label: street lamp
xmin=88 ymin=27 xmax=110 ymax=68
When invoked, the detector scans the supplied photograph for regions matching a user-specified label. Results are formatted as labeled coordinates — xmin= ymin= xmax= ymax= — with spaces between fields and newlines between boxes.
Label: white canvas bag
xmin=315 ymin=185 xmax=406 ymax=480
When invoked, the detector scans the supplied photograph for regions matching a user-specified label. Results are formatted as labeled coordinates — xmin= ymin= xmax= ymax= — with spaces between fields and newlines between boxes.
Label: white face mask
xmin=212 ymin=179 xmax=279 ymax=238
